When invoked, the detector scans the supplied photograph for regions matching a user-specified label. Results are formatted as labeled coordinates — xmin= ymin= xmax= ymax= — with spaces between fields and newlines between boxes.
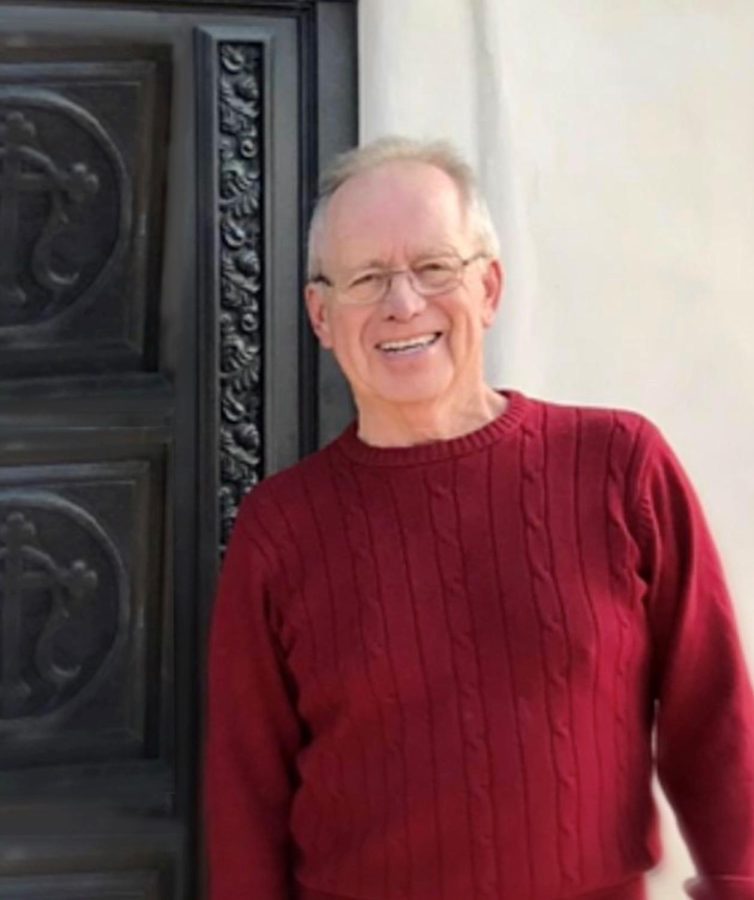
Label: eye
xmin=348 ymin=271 xmax=382 ymax=289
xmin=414 ymin=258 xmax=455 ymax=275
xmin=413 ymin=257 xmax=458 ymax=289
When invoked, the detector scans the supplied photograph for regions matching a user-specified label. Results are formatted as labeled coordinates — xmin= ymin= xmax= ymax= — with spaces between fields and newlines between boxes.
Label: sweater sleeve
xmin=204 ymin=501 xmax=304 ymax=899
xmin=633 ymin=422 xmax=754 ymax=899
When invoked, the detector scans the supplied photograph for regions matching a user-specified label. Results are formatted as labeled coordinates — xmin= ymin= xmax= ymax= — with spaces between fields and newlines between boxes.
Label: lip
xmin=375 ymin=331 xmax=443 ymax=351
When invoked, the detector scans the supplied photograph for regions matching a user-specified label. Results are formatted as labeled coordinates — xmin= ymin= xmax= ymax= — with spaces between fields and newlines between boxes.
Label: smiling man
xmin=304 ymin=154 xmax=505 ymax=447
xmin=205 ymin=137 xmax=754 ymax=900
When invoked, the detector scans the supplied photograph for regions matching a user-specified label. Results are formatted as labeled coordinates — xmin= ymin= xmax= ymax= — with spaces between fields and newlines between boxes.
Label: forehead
xmin=320 ymin=160 xmax=469 ymax=266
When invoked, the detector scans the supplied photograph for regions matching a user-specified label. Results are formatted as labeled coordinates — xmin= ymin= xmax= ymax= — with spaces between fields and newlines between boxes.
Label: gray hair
xmin=306 ymin=136 xmax=500 ymax=279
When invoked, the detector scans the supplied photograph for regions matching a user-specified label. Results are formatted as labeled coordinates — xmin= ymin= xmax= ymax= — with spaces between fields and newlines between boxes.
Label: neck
xmin=355 ymin=385 xmax=507 ymax=448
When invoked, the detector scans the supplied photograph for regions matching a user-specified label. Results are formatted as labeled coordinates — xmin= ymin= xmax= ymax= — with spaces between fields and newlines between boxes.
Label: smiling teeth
xmin=379 ymin=333 xmax=439 ymax=352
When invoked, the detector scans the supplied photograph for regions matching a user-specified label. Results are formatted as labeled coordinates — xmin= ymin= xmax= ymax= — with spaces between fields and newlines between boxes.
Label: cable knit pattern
xmin=206 ymin=390 xmax=754 ymax=900
xmin=604 ymin=414 xmax=640 ymax=865
xmin=520 ymin=404 xmax=581 ymax=892
xmin=572 ymin=408 xmax=610 ymax=875
xmin=332 ymin=459 xmax=412 ymax=898
xmin=425 ymin=460 xmax=499 ymax=899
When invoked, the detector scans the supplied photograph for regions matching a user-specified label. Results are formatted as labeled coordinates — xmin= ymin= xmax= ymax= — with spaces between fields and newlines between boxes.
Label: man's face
xmin=305 ymin=160 xmax=503 ymax=413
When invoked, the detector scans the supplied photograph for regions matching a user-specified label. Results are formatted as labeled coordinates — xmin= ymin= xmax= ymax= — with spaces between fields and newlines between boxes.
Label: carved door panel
xmin=0 ymin=2 xmax=356 ymax=898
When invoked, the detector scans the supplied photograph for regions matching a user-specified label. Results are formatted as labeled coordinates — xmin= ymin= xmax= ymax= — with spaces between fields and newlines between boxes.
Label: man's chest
xmin=270 ymin=484 xmax=650 ymax=733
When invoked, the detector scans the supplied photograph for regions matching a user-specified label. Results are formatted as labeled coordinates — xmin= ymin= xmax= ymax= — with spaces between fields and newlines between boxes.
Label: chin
xmin=371 ymin=375 xmax=452 ymax=407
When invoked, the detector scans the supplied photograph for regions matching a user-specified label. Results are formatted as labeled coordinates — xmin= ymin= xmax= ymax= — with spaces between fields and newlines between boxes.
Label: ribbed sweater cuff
xmin=297 ymin=875 xmax=646 ymax=900
xmin=686 ymin=876 xmax=754 ymax=899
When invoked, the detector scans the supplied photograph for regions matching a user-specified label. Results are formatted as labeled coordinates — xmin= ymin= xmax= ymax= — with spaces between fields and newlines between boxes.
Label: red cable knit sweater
xmin=205 ymin=390 xmax=754 ymax=900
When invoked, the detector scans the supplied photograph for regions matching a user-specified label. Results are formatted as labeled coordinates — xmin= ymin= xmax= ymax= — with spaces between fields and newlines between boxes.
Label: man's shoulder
xmin=233 ymin=435 xmax=343 ymax=533
xmin=526 ymin=391 xmax=657 ymax=447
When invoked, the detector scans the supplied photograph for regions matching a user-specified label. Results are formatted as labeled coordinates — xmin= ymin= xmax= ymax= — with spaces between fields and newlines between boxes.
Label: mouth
xmin=375 ymin=332 xmax=442 ymax=355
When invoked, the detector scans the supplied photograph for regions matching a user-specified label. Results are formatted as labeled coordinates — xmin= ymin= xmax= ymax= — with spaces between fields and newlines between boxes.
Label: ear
xmin=305 ymin=282 xmax=334 ymax=349
xmin=480 ymin=257 xmax=504 ymax=329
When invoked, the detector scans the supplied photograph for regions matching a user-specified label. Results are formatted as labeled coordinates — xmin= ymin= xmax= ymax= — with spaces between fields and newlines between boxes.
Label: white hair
xmin=306 ymin=136 xmax=500 ymax=279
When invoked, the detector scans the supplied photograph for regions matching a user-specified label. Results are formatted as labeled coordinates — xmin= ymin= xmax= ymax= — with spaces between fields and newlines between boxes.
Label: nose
xmin=381 ymin=270 xmax=427 ymax=320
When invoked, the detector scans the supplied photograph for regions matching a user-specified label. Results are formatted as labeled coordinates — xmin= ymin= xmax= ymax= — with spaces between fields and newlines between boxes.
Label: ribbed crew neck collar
xmin=333 ymin=389 xmax=530 ymax=467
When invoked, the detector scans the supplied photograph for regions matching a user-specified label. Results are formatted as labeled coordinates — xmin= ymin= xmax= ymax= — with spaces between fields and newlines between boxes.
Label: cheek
xmin=443 ymin=303 xmax=487 ymax=356
xmin=446 ymin=301 xmax=478 ymax=335
xmin=330 ymin=312 xmax=372 ymax=360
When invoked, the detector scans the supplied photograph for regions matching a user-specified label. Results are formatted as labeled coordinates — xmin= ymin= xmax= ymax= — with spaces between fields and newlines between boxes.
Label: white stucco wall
xmin=359 ymin=2 xmax=754 ymax=896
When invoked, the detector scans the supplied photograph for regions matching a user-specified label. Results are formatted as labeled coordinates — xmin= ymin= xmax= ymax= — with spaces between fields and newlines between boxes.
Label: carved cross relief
xmin=0 ymin=110 xmax=100 ymax=309
xmin=0 ymin=510 xmax=99 ymax=719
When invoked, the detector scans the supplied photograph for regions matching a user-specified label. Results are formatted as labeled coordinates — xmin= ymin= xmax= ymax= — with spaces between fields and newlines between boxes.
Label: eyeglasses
xmin=309 ymin=251 xmax=489 ymax=306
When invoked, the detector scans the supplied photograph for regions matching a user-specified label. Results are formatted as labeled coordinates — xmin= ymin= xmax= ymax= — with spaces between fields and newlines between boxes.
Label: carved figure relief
xmin=0 ymin=495 xmax=126 ymax=724
xmin=216 ymin=43 xmax=265 ymax=547
xmin=0 ymin=90 xmax=129 ymax=333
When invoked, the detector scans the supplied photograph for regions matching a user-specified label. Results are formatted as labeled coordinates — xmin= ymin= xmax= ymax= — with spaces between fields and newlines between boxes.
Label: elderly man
xmin=205 ymin=137 xmax=754 ymax=900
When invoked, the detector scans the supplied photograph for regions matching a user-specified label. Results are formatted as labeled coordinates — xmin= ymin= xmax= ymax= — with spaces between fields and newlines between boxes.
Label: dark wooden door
xmin=0 ymin=2 xmax=356 ymax=896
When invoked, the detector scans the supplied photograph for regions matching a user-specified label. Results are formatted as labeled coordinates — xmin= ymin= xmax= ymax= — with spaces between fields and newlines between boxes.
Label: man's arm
xmin=635 ymin=423 xmax=754 ymax=900
xmin=204 ymin=501 xmax=303 ymax=899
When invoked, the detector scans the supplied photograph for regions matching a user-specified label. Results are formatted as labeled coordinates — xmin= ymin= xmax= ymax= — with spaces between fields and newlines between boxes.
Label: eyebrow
xmin=348 ymin=258 xmax=389 ymax=271
xmin=345 ymin=246 xmax=459 ymax=271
